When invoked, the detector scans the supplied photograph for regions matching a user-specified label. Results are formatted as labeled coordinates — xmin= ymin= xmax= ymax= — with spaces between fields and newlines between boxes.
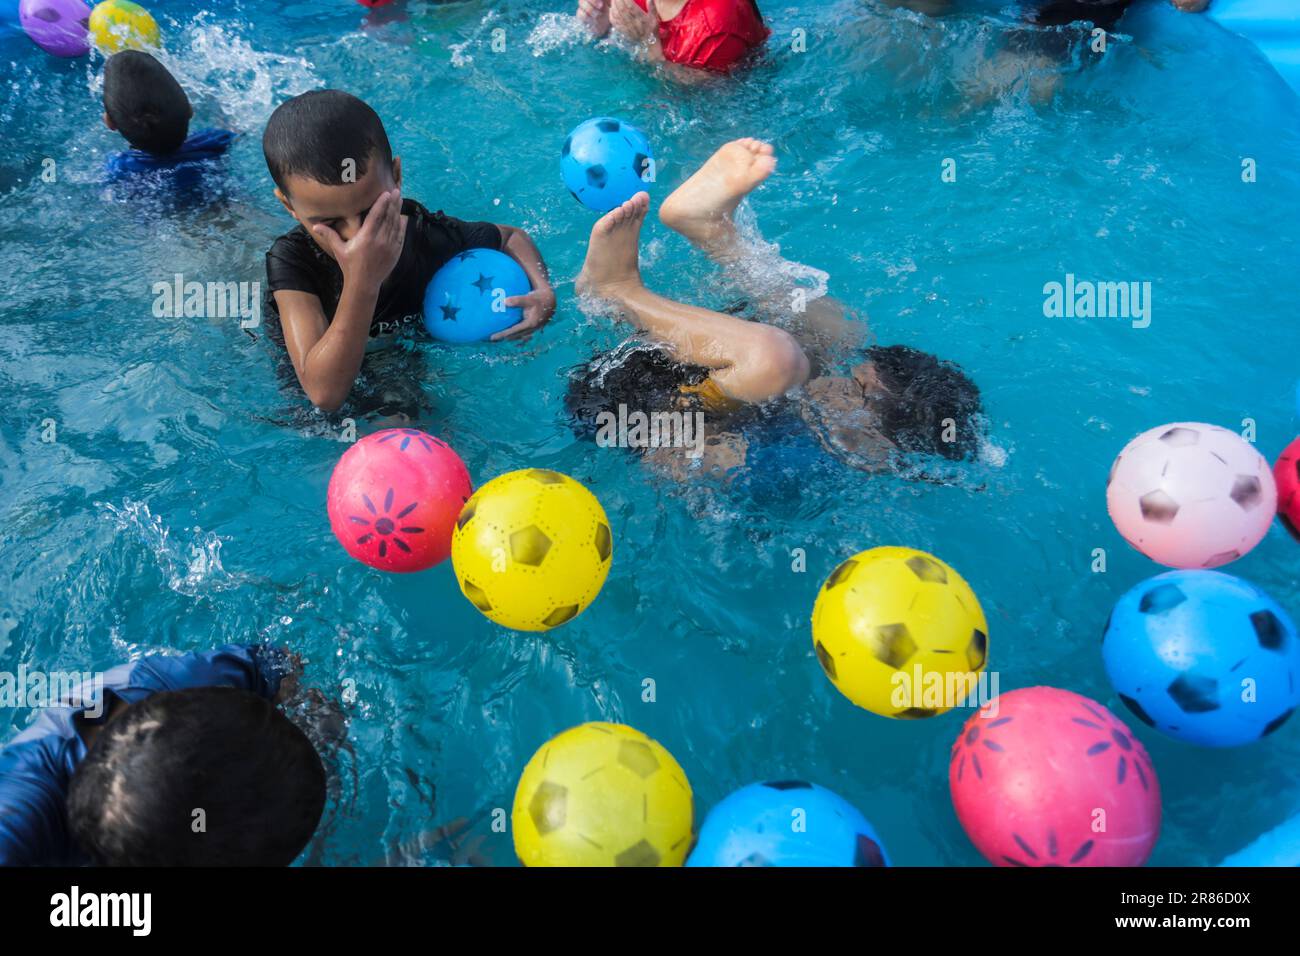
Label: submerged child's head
xmin=103 ymin=50 xmax=193 ymax=155
xmin=263 ymin=89 xmax=402 ymax=244
xmin=67 ymin=686 xmax=326 ymax=866
xmin=803 ymin=345 xmax=983 ymax=467
xmin=565 ymin=342 xmax=982 ymax=474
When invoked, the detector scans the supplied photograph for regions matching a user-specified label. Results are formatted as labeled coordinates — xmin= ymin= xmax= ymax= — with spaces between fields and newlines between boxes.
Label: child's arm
xmin=493 ymin=225 xmax=557 ymax=341
xmin=276 ymin=189 xmax=405 ymax=411
xmin=1171 ymin=0 xmax=1209 ymax=11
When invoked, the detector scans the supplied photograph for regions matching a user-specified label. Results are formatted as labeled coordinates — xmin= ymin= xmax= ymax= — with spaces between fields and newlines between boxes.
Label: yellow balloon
xmin=513 ymin=722 xmax=694 ymax=867
xmin=90 ymin=0 xmax=160 ymax=53
xmin=451 ymin=469 xmax=611 ymax=631
xmin=811 ymin=546 xmax=988 ymax=718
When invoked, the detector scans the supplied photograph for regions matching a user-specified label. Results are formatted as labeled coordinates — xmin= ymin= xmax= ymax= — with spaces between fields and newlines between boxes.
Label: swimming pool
xmin=1 ymin=0 xmax=1298 ymax=865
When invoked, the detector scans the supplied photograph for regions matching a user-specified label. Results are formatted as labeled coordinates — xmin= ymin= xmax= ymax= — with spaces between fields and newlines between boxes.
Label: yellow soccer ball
xmin=89 ymin=0 xmax=160 ymax=53
xmin=451 ymin=469 xmax=612 ymax=631
xmin=512 ymin=722 xmax=694 ymax=867
xmin=811 ymin=546 xmax=988 ymax=719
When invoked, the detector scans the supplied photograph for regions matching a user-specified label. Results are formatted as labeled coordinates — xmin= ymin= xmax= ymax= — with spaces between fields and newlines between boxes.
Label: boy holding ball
xmin=261 ymin=91 xmax=555 ymax=412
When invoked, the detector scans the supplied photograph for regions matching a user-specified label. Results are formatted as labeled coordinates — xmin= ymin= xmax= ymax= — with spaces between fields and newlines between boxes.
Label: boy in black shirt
xmin=262 ymin=90 xmax=555 ymax=411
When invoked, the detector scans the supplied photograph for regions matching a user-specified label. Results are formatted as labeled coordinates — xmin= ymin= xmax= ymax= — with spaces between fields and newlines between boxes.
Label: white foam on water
xmin=725 ymin=201 xmax=832 ymax=308
xmin=526 ymin=12 xmax=592 ymax=58
xmin=0 ymin=610 xmax=16 ymax=657
xmin=98 ymin=498 xmax=246 ymax=597
xmin=977 ymin=427 xmax=1008 ymax=469
xmin=87 ymin=13 xmax=321 ymax=133
xmin=450 ymin=8 xmax=502 ymax=68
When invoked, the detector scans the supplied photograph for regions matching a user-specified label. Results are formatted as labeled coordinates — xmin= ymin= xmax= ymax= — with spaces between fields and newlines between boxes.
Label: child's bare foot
xmin=576 ymin=192 xmax=650 ymax=300
xmin=659 ymin=138 xmax=776 ymax=248
xmin=576 ymin=0 xmax=612 ymax=36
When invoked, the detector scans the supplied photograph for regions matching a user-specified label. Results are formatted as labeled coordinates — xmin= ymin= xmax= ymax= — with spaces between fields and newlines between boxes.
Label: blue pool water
xmin=1 ymin=0 xmax=1299 ymax=865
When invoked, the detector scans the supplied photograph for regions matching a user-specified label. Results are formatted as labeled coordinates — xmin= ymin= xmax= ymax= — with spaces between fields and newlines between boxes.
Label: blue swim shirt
xmin=0 ymin=643 xmax=286 ymax=866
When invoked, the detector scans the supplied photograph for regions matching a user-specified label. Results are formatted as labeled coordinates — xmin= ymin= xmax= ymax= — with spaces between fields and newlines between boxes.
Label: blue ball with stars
xmin=423 ymin=248 xmax=531 ymax=344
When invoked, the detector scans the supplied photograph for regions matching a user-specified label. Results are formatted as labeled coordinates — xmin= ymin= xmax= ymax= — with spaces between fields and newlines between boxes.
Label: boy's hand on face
xmin=1171 ymin=0 xmax=1209 ymax=11
xmin=492 ymin=285 xmax=558 ymax=342
xmin=311 ymin=188 xmax=405 ymax=291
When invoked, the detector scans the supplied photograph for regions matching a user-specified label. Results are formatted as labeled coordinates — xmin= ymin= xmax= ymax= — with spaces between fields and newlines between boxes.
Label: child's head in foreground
xmin=263 ymin=89 xmax=402 ymax=245
xmin=103 ymin=50 xmax=193 ymax=155
xmin=67 ymin=686 xmax=326 ymax=866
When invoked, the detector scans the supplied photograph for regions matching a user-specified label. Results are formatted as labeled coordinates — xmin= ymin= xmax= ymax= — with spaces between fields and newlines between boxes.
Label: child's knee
xmin=752 ymin=326 xmax=810 ymax=396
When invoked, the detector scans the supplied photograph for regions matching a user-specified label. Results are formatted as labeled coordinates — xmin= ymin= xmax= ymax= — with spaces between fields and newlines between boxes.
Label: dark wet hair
xmin=263 ymin=90 xmax=393 ymax=196
xmin=564 ymin=343 xmax=710 ymax=445
xmin=103 ymin=51 xmax=191 ymax=154
xmin=864 ymin=344 xmax=982 ymax=461
xmin=67 ymin=687 xmax=325 ymax=866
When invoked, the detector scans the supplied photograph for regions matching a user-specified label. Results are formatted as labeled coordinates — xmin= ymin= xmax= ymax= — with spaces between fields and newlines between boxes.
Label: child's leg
xmin=658 ymin=138 xmax=775 ymax=266
xmin=576 ymin=193 xmax=810 ymax=405
xmin=660 ymin=139 xmax=865 ymax=359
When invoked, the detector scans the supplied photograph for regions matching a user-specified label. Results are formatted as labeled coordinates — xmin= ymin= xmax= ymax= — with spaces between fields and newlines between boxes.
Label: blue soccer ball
xmin=1103 ymin=570 xmax=1300 ymax=748
xmin=423 ymin=248 xmax=530 ymax=344
xmin=561 ymin=116 xmax=654 ymax=213
xmin=687 ymin=780 xmax=890 ymax=867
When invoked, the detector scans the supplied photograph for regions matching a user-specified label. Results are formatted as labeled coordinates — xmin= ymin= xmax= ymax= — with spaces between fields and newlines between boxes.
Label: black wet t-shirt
xmin=1029 ymin=0 xmax=1134 ymax=32
xmin=263 ymin=198 xmax=502 ymax=345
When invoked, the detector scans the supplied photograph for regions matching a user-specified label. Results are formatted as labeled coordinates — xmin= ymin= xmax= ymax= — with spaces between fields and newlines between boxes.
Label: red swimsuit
xmin=632 ymin=0 xmax=770 ymax=73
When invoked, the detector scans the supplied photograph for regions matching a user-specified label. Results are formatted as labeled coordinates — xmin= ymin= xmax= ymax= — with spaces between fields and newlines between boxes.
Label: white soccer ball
xmin=1106 ymin=422 xmax=1277 ymax=569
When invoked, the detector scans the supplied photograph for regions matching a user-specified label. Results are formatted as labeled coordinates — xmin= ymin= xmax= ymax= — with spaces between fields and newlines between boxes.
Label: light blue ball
xmin=560 ymin=116 xmax=653 ymax=213
xmin=422 ymin=248 xmax=530 ymax=344
xmin=1103 ymin=570 xmax=1300 ymax=748
xmin=687 ymin=780 xmax=890 ymax=867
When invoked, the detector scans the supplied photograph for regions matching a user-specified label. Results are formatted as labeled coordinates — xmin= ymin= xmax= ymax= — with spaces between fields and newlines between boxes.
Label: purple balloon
xmin=19 ymin=0 xmax=91 ymax=58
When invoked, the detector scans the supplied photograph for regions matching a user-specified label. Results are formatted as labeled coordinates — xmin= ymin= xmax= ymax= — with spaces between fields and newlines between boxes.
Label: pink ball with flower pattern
xmin=949 ymin=686 xmax=1161 ymax=867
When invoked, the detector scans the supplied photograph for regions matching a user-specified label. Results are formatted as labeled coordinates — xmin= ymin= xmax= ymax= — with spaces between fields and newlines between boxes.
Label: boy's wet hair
xmin=864 ymin=344 xmax=982 ymax=461
xmin=263 ymin=90 xmax=393 ymax=196
xmin=564 ymin=343 xmax=710 ymax=446
xmin=103 ymin=51 xmax=191 ymax=155
xmin=565 ymin=342 xmax=982 ymax=465
xmin=67 ymin=687 xmax=326 ymax=866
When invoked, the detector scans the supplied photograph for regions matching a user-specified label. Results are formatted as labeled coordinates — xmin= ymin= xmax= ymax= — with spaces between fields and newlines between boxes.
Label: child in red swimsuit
xmin=577 ymin=0 xmax=769 ymax=73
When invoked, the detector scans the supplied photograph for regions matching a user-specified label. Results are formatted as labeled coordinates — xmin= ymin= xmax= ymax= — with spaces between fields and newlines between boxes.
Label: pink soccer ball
xmin=1106 ymin=422 xmax=1277 ymax=569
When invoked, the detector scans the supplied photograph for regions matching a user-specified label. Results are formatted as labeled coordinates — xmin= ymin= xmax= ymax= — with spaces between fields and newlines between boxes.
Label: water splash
xmin=86 ymin=13 xmax=320 ymax=133
xmin=97 ymin=498 xmax=247 ymax=597
xmin=525 ymin=12 xmax=591 ymax=58
xmin=449 ymin=8 xmax=502 ymax=69
xmin=0 ymin=610 xmax=16 ymax=658
xmin=726 ymin=202 xmax=832 ymax=307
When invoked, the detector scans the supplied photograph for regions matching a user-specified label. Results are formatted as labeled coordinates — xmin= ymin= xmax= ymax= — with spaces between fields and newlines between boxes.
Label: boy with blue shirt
xmin=0 ymin=644 xmax=324 ymax=866
xmin=261 ymin=90 xmax=556 ymax=412
xmin=102 ymin=50 xmax=235 ymax=189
